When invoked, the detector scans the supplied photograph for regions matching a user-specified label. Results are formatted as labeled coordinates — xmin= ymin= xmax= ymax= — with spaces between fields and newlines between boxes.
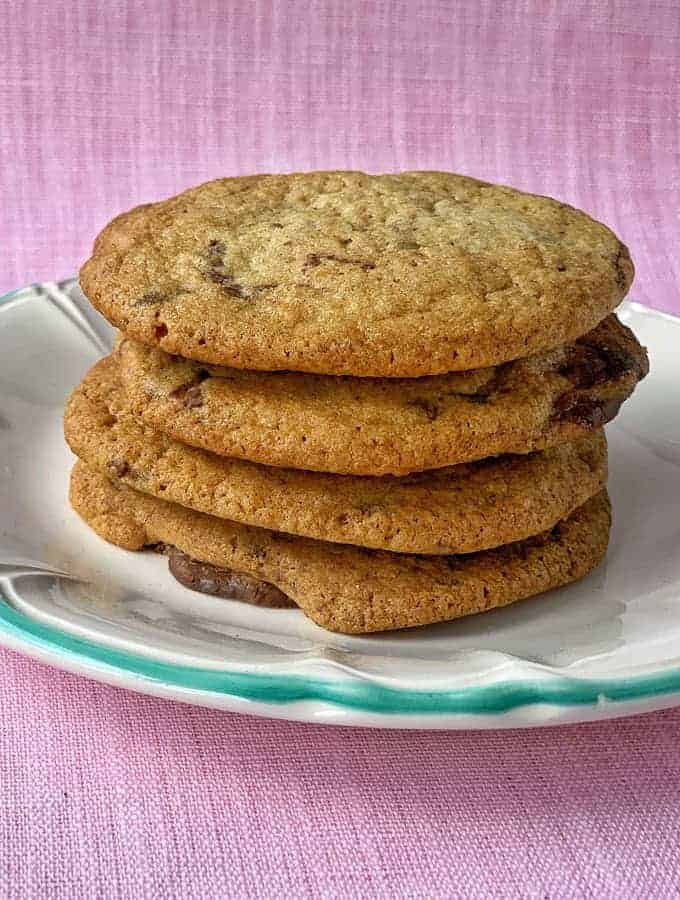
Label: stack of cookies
xmin=65 ymin=171 xmax=648 ymax=634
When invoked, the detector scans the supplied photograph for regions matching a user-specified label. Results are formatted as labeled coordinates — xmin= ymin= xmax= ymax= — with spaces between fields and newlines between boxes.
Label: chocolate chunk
xmin=108 ymin=458 xmax=129 ymax=478
xmin=169 ymin=375 xmax=206 ymax=406
xmin=154 ymin=323 xmax=168 ymax=339
xmin=204 ymin=241 xmax=250 ymax=295
xmin=206 ymin=239 xmax=227 ymax=257
xmin=183 ymin=385 xmax=204 ymax=408
xmin=204 ymin=242 xmax=274 ymax=298
xmin=147 ymin=541 xmax=170 ymax=554
xmin=169 ymin=382 xmax=192 ymax=401
xmin=168 ymin=549 xmax=296 ymax=608
xmin=210 ymin=272 xmax=253 ymax=298
xmin=552 ymin=392 xmax=623 ymax=429
xmin=591 ymin=344 xmax=638 ymax=381
xmin=563 ymin=340 xmax=638 ymax=388
xmin=559 ymin=345 xmax=609 ymax=388
xmin=409 ymin=398 xmax=440 ymax=421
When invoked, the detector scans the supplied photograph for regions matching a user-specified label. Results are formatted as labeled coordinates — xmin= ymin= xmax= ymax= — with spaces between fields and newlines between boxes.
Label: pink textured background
xmin=1 ymin=1 xmax=679 ymax=896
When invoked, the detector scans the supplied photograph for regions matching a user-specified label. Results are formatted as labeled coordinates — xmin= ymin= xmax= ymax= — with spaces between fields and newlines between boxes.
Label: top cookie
xmin=80 ymin=171 xmax=633 ymax=376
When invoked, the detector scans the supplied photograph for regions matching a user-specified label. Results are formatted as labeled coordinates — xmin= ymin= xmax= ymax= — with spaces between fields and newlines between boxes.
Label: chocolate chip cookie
xmin=65 ymin=355 xmax=608 ymax=554
xmin=80 ymin=171 xmax=633 ymax=377
xmin=70 ymin=461 xmax=611 ymax=634
xmin=118 ymin=314 xmax=646 ymax=475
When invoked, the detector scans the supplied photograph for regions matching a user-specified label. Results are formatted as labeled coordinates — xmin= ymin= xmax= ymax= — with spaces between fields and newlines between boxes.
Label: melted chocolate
xmin=552 ymin=393 xmax=623 ymax=429
xmin=168 ymin=549 xmax=295 ymax=609
xmin=559 ymin=340 xmax=639 ymax=388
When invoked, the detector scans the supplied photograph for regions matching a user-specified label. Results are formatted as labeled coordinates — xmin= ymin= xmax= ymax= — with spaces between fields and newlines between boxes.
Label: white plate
xmin=0 ymin=279 xmax=678 ymax=729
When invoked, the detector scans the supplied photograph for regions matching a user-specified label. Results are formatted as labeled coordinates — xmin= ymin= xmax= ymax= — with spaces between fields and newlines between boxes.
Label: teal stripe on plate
xmin=2 ymin=598 xmax=680 ymax=715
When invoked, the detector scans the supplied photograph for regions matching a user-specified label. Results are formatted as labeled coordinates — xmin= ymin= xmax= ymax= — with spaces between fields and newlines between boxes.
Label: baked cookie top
xmin=118 ymin=314 xmax=647 ymax=475
xmin=70 ymin=462 xmax=611 ymax=634
xmin=80 ymin=171 xmax=633 ymax=376
xmin=65 ymin=355 xmax=607 ymax=555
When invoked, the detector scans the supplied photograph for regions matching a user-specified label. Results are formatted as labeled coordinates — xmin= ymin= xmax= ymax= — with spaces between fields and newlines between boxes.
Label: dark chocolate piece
xmin=168 ymin=549 xmax=296 ymax=609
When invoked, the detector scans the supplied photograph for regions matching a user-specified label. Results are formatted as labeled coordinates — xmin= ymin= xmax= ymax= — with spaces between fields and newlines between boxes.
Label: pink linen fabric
xmin=1 ymin=0 xmax=679 ymax=896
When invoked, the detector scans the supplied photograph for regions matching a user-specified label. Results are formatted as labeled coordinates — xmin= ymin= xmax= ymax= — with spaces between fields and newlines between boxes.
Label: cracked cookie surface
xmin=118 ymin=314 xmax=647 ymax=475
xmin=80 ymin=170 xmax=633 ymax=376
xmin=65 ymin=355 xmax=608 ymax=554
